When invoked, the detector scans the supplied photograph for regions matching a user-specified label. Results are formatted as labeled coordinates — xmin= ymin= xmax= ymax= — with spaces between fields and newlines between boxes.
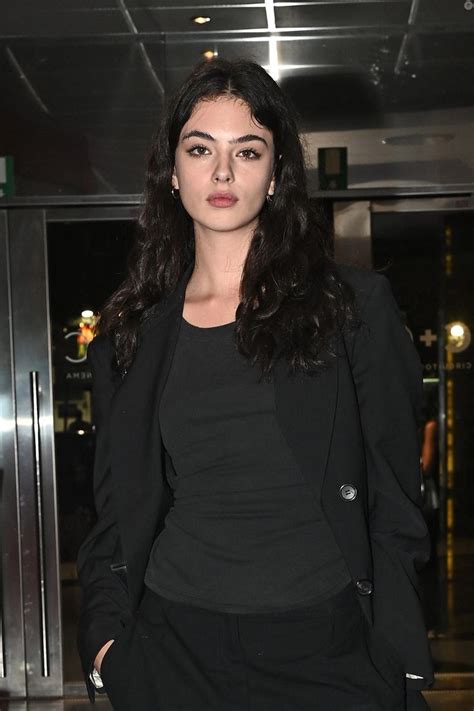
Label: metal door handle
xmin=30 ymin=371 xmax=49 ymax=677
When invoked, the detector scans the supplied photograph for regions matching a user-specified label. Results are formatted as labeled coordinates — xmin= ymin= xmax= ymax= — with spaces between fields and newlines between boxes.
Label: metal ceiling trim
xmin=370 ymin=196 xmax=474 ymax=212
xmin=44 ymin=206 xmax=139 ymax=221
xmin=117 ymin=0 xmax=165 ymax=96
xmin=125 ymin=0 xmax=407 ymax=6
xmin=312 ymin=187 xmax=474 ymax=200
xmin=0 ymin=26 xmax=409 ymax=42
xmin=127 ymin=2 xmax=267 ymax=7
xmin=154 ymin=22 xmax=473 ymax=37
xmin=394 ymin=0 xmax=420 ymax=75
xmin=1 ymin=186 xmax=473 ymax=209
xmin=1 ymin=195 xmax=143 ymax=208
xmin=3 ymin=22 xmax=471 ymax=43
xmin=275 ymin=0 xmax=408 ymax=4
xmin=4 ymin=47 xmax=50 ymax=115
xmin=158 ymin=29 xmax=406 ymax=42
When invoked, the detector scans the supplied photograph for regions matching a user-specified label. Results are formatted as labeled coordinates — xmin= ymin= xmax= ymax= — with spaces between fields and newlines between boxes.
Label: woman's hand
xmin=94 ymin=639 xmax=115 ymax=674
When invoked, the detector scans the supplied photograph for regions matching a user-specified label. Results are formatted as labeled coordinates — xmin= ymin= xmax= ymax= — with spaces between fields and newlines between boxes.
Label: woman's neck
xmin=190 ymin=224 xmax=252 ymax=299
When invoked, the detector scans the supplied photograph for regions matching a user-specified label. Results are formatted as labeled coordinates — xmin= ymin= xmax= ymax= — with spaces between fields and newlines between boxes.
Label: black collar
xmin=139 ymin=261 xmax=194 ymax=335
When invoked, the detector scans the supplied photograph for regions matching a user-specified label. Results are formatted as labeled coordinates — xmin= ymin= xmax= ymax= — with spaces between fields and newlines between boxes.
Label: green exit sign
xmin=0 ymin=156 xmax=14 ymax=198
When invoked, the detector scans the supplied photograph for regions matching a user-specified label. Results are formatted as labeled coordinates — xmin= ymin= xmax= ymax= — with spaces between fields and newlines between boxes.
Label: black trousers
xmin=100 ymin=582 xmax=429 ymax=710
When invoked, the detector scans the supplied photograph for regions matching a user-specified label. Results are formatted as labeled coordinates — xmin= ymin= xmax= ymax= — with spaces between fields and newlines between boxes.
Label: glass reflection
xmin=372 ymin=208 xmax=474 ymax=674
xmin=47 ymin=219 xmax=133 ymax=681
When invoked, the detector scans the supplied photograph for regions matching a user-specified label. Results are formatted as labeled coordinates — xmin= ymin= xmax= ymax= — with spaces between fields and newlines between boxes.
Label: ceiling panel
xmin=130 ymin=6 xmax=267 ymax=33
xmin=275 ymin=1 xmax=410 ymax=29
xmin=2 ymin=8 xmax=128 ymax=37
xmin=417 ymin=0 xmax=473 ymax=25
xmin=125 ymin=0 xmax=258 ymax=7
xmin=277 ymin=34 xmax=400 ymax=66
xmin=9 ymin=43 xmax=163 ymax=118
xmin=162 ymin=39 xmax=270 ymax=92
xmin=275 ymin=0 xmax=407 ymax=4
xmin=5 ymin=0 xmax=117 ymax=10
xmin=415 ymin=32 xmax=474 ymax=63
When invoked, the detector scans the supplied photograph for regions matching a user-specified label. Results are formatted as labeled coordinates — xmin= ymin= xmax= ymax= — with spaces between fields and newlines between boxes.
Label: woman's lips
xmin=207 ymin=193 xmax=238 ymax=208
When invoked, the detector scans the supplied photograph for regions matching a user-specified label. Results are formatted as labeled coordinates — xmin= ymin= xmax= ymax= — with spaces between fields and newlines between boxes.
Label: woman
xmin=77 ymin=58 xmax=434 ymax=710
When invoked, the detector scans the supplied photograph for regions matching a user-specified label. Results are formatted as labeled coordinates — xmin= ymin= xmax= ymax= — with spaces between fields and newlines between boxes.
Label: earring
xmin=171 ymin=187 xmax=179 ymax=200
xmin=266 ymin=193 xmax=273 ymax=204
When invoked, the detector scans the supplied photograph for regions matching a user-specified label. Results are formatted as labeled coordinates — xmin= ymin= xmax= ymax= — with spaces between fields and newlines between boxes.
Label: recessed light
xmin=192 ymin=15 xmax=211 ymax=24
xmin=203 ymin=49 xmax=218 ymax=60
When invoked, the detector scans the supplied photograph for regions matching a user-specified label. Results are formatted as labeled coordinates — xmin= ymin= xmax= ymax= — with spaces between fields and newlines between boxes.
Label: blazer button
xmin=339 ymin=484 xmax=358 ymax=501
xmin=356 ymin=579 xmax=373 ymax=595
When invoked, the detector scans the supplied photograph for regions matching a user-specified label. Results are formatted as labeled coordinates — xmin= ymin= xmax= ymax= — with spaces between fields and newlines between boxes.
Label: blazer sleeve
xmin=76 ymin=335 xmax=131 ymax=701
xmin=347 ymin=273 xmax=433 ymax=688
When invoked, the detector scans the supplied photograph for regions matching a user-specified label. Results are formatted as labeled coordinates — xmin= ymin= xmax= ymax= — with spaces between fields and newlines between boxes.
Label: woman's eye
xmin=239 ymin=148 xmax=260 ymax=160
xmin=187 ymin=145 xmax=210 ymax=156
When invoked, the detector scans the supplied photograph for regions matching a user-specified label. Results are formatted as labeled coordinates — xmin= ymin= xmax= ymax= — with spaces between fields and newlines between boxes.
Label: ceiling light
xmin=203 ymin=50 xmax=218 ymax=60
xmin=446 ymin=321 xmax=471 ymax=353
xmin=192 ymin=15 xmax=211 ymax=24
xmin=81 ymin=309 xmax=94 ymax=318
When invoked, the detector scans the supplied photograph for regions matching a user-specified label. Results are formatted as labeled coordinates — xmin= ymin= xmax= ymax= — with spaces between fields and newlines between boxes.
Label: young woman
xmin=77 ymin=58 xmax=434 ymax=710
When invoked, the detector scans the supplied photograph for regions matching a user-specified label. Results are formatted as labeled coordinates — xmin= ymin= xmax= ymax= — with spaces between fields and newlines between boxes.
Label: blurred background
xmin=0 ymin=1 xmax=473 ymax=708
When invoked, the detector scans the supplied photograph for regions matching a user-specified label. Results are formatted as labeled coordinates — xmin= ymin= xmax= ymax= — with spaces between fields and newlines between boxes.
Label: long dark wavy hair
xmin=98 ymin=58 xmax=359 ymax=380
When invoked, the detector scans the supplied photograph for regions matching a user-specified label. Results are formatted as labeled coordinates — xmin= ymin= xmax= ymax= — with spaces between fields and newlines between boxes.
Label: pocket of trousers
xmin=100 ymin=621 xmax=130 ymax=690
xmin=100 ymin=639 xmax=120 ymax=688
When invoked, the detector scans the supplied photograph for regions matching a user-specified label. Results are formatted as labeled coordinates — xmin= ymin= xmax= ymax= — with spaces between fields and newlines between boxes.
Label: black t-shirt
xmin=145 ymin=317 xmax=351 ymax=613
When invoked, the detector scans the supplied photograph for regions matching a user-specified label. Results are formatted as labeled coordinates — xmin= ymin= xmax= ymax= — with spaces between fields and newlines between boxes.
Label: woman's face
xmin=172 ymin=95 xmax=276 ymax=238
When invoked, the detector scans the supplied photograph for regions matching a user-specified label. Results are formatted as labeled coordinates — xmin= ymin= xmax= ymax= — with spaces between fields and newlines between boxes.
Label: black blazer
xmin=77 ymin=262 xmax=434 ymax=701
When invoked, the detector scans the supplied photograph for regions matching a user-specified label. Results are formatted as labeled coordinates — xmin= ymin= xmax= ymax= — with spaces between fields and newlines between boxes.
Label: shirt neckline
xmin=181 ymin=316 xmax=236 ymax=333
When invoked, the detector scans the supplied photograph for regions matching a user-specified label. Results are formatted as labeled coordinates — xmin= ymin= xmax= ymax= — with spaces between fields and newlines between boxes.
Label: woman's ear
xmin=268 ymin=174 xmax=276 ymax=197
xmin=268 ymin=155 xmax=281 ymax=196
xmin=171 ymin=168 xmax=179 ymax=190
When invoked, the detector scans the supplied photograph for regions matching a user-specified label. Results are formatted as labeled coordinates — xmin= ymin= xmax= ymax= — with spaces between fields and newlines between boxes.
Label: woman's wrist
xmin=94 ymin=639 xmax=115 ymax=674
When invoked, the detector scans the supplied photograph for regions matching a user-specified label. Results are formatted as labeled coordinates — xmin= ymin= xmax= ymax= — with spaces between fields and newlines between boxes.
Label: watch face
xmin=90 ymin=667 xmax=104 ymax=689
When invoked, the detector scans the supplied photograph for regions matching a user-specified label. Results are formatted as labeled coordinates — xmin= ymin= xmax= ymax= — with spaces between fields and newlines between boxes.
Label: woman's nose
xmin=212 ymin=157 xmax=234 ymax=183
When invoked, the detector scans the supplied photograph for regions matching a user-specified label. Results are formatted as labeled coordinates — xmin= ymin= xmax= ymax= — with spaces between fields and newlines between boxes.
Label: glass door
xmin=335 ymin=194 xmax=474 ymax=688
xmin=45 ymin=209 xmax=135 ymax=690
xmin=2 ymin=206 xmax=135 ymax=698
xmin=369 ymin=199 xmax=474 ymax=667
xmin=5 ymin=209 xmax=62 ymax=697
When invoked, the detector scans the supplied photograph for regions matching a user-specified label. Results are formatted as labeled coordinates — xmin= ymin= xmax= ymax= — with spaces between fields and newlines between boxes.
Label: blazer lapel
xmin=109 ymin=263 xmax=194 ymax=591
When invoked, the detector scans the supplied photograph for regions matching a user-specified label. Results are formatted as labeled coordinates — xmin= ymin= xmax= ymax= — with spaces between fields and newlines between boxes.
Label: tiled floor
xmin=425 ymin=691 xmax=474 ymax=710
xmin=2 ymin=692 xmax=474 ymax=710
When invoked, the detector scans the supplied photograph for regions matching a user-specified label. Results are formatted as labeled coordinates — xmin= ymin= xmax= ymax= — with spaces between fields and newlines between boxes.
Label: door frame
xmin=0 ymin=211 xmax=26 ymax=698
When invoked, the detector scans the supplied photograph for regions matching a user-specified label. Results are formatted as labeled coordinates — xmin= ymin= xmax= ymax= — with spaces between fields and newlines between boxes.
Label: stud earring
xmin=171 ymin=187 xmax=179 ymax=200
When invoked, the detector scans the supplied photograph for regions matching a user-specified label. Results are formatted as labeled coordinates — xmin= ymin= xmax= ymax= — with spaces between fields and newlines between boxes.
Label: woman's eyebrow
xmin=181 ymin=130 xmax=214 ymax=142
xmin=234 ymin=134 xmax=268 ymax=146
xmin=181 ymin=130 xmax=268 ymax=146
